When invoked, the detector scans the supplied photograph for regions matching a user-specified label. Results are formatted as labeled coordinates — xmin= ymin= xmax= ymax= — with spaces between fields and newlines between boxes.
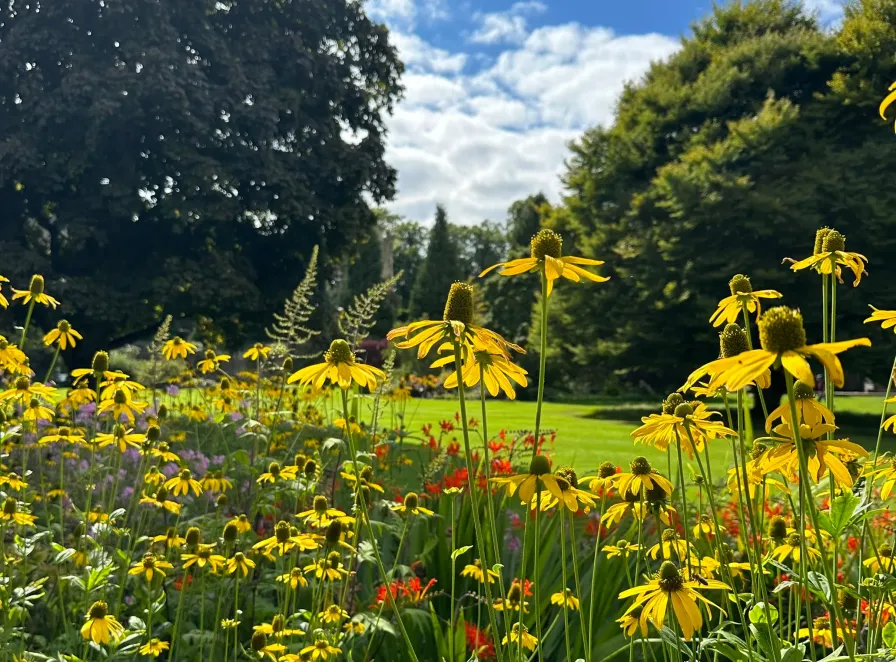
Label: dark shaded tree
xmin=408 ymin=205 xmax=462 ymax=319
xmin=0 ymin=0 xmax=403 ymax=362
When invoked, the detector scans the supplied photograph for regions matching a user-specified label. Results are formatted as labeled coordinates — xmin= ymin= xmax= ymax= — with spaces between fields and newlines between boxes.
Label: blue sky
xmin=364 ymin=0 xmax=843 ymax=224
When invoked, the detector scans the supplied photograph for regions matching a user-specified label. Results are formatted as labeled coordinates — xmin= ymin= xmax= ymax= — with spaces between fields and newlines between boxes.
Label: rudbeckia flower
xmin=603 ymin=541 xmax=641 ymax=559
xmin=0 ymin=336 xmax=27 ymax=372
xmin=434 ymin=341 xmax=528 ymax=399
xmin=304 ymin=552 xmax=348 ymax=581
xmin=764 ymin=380 xmax=832 ymax=432
xmin=139 ymin=487 xmax=181 ymax=514
xmin=771 ymin=532 xmax=821 ymax=564
xmin=756 ymin=420 xmax=867 ymax=488
xmin=631 ymin=401 xmax=735 ymax=457
xmin=460 ymin=559 xmax=499 ymax=584
xmin=43 ymin=320 xmax=83 ymax=350
xmin=797 ymin=615 xmax=855 ymax=649
xmin=182 ymin=545 xmax=226 ymax=573
xmin=502 ymin=623 xmax=538 ymax=651
xmin=618 ymin=561 xmax=729 ymax=640
xmin=493 ymin=580 xmax=529 ymax=612
xmin=299 ymin=639 xmax=341 ymax=661
xmin=225 ymin=552 xmax=256 ymax=577
xmin=277 ymin=568 xmax=310 ymax=590
xmin=648 ymin=528 xmax=694 ymax=562
xmin=530 ymin=466 xmax=596 ymax=512
xmin=129 ymin=553 xmax=173 ymax=582
xmin=165 ymin=469 xmax=203 ymax=497
xmin=788 ymin=228 xmax=867 ymax=286
xmin=480 ymin=229 xmax=608 ymax=297
xmin=196 ymin=349 xmax=231 ymax=374
xmin=251 ymin=632 xmax=287 ymax=661
xmin=611 ymin=457 xmax=674 ymax=498
xmin=490 ymin=454 xmax=563 ymax=503
xmin=243 ymin=343 xmax=271 ymax=361
xmin=682 ymin=324 xmax=771 ymax=393
xmin=391 ymin=491 xmax=434 ymax=516
xmin=95 ymin=425 xmax=145 ymax=452
xmin=97 ymin=388 xmax=148 ymax=424
xmin=162 ymin=336 xmax=197 ymax=360
xmin=387 ymin=282 xmax=519 ymax=361
xmin=0 ymin=376 xmax=56 ymax=403
xmin=319 ymin=604 xmax=349 ymax=624
xmin=550 ymin=588 xmax=579 ymax=610
xmin=138 ymin=639 xmax=170 ymax=657
xmin=0 ymin=275 xmax=7 ymax=308
xmin=12 ymin=274 xmax=59 ymax=308
xmin=0 ymin=497 xmax=37 ymax=526
xmin=296 ymin=496 xmax=350 ymax=527
xmin=288 ymin=339 xmax=384 ymax=391
xmin=253 ymin=521 xmax=318 ymax=557
xmin=695 ymin=307 xmax=869 ymax=392
xmin=709 ymin=274 xmax=782 ymax=327
xmin=80 ymin=601 xmax=124 ymax=645
xmin=256 ymin=461 xmax=298 ymax=485
xmin=254 ymin=614 xmax=304 ymax=638
xmin=862 ymin=543 xmax=895 ymax=573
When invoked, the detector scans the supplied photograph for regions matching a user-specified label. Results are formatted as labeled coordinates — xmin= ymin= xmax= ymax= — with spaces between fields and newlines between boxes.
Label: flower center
xmin=673 ymin=403 xmax=694 ymax=418
xmin=793 ymin=380 xmax=816 ymax=400
xmin=599 ymin=461 xmax=617 ymax=479
xmin=251 ymin=631 xmax=267 ymax=651
xmin=555 ymin=466 xmax=578 ymax=489
xmin=88 ymin=601 xmax=108 ymax=619
xmin=529 ymin=454 xmax=552 ymax=476
xmin=313 ymin=495 xmax=328 ymax=513
xmin=276 ymin=521 xmax=291 ymax=543
xmin=630 ymin=456 xmax=652 ymax=476
xmin=14 ymin=376 xmax=29 ymax=391
xmin=269 ymin=462 xmax=282 ymax=478
xmin=728 ymin=274 xmax=752 ymax=295
xmin=29 ymin=274 xmax=44 ymax=295
xmin=822 ymin=230 xmax=845 ymax=253
xmin=530 ymin=229 xmax=562 ymax=260
xmin=814 ymin=227 xmax=832 ymax=255
xmin=661 ymin=393 xmax=684 ymax=415
xmin=758 ymin=307 xmax=807 ymax=354
xmin=3 ymin=497 xmax=17 ymax=515
xmin=404 ymin=492 xmax=419 ymax=510
xmin=657 ymin=561 xmax=683 ymax=591
xmin=720 ymin=323 xmax=749 ymax=358
xmin=325 ymin=339 xmax=354 ymax=365
xmin=661 ymin=528 xmax=678 ymax=542
xmin=442 ymin=282 xmax=474 ymax=325
xmin=58 ymin=320 xmax=71 ymax=333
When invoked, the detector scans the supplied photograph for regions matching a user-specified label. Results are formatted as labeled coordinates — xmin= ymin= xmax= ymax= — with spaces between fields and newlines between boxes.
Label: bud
xmin=758 ymin=307 xmax=806 ymax=354
xmin=185 ymin=527 xmax=201 ymax=547
xmin=530 ymin=229 xmax=562 ymax=260
xmin=92 ymin=351 xmax=110 ymax=374
xmin=661 ymin=393 xmax=684 ymax=415
xmin=223 ymin=521 xmax=239 ymax=544
xmin=304 ymin=459 xmax=317 ymax=477
xmin=325 ymin=520 xmax=344 ymax=545
xmin=216 ymin=493 xmax=228 ymax=508
xmin=28 ymin=274 xmax=45 ymax=295
xmin=157 ymin=405 xmax=168 ymax=420
xmin=442 ymin=282 xmax=474 ymax=325
xmin=768 ymin=516 xmax=787 ymax=540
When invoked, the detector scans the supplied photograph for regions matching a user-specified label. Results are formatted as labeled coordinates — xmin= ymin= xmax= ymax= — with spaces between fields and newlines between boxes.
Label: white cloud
xmin=802 ymin=0 xmax=844 ymax=23
xmin=390 ymin=32 xmax=467 ymax=73
xmin=469 ymin=1 xmax=548 ymax=45
xmin=365 ymin=0 xmax=449 ymax=28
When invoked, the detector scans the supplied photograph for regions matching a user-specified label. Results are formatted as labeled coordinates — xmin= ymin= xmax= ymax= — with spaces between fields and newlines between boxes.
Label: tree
xmin=547 ymin=0 xmax=896 ymax=394
xmin=408 ymin=205 xmax=462 ymax=319
xmin=452 ymin=221 xmax=508 ymax=280
xmin=0 ymin=0 xmax=403 ymax=362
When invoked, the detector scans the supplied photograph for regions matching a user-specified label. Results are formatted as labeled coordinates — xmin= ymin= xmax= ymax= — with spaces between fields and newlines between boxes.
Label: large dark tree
xmin=408 ymin=204 xmax=462 ymax=319
xmin=0 ymin=0 xmax=403 ymax=362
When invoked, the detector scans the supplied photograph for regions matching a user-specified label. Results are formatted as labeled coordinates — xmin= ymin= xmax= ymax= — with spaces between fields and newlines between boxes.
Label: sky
xmin=364 ymin=0 xmax=845 ymax=225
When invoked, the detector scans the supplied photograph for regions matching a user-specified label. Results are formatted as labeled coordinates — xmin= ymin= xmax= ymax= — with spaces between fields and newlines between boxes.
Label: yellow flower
xmin=764 ymin=380 xmax=832 ymax=432
xmin=611 ymin=457 xmax=674 ymax=499
xmin=319 ymin=604 xmax=349 ymax=624
xmin=648 ymin=529 xmax=694 ymax=562
xmin=866 ymin=305 xmax=896 ymax=332
xmin=148 ymin=443 xmax=181 ymax=463
xmin=300 ymin=639 xmax=341 ymax=660
xmin=201 ymin=471 xmax=232 ymax=493
xmin=0 ymin=497 xmax=37 ymax=526
xmin=0 ymin=337 xmax=27 ymax=372
xmin=771 ymin=532 xmax=821 ymax=564
xmin=0 ymin=376 xmax=56 ymax=403
xmin=138 ymin=639 xmax=170 ymax=657
xmin=196 ymin=349 xmax=231 ymax=374
xmin=128 ymin=553 xmax=173 ymax=582
xmin=434 ymin=341 xmax=528 ymax=399
xmin=0 ymin=473 xmax=28 ymax=491
xmin=788 ymin=228 xmax=867 ymax=286
xmin=288 ymin=339 xmax=384 ymax=391
xmin=502 ymin=623 xmax=538 ymax=651
xmin=225 ymin=552 xmax=256 ymax=577
xmin=253 ymin=521 xmax=319 ymax=557
xmin=709 ymin=275 xmax=782 ymax=327
xmin=12 ymin=274 xmax=59 ymax=308
xmin=23 ymin=398 xmax=54 ymax=422
xmin=461 ymin=559 xmax=499 ymax=584
xmin=182 ymin=545 xmax=226 ymax=573
xmin=387 ymin=282 xmax=520 ymax=361
xmin=165 ymin=469 xmax=203 ymax=497
xmin=221 ymin=618 xmax=241 ymax=630
xmin=277 ymin=567 xmax=310 ymax=590
xmin=862 ymin=544 xmax=895 ymax=573
xmin=296 ymin=496 xmax=351 ymax=528
xmin=603 ymin=541 xmax=641 ymax=559
xmin=162 ymin=336 xmax=197 ymax=360
xmin=493 ymin=581 xmax=529 ymax=613
xmin=333 ymin=417 xmax=362 ymax=435
xmin=632 ymin=401 xmax=735 ymax=457
xmin=480 ymin=228 xmax=609 ymax=296
xmin=243 ymin=343 xmax=271 ymax=361
xmin=232 ymin=514 xmax=253 ymax=534
xmin=80 ymin=601 xmax=124 ymax=645
xmin=95 ymin=425 xmax=145 ymax=452
xmin=0 ymin=275 xmax=7 ymax=308
xmin=253 ymin=614 xmax=303 ymax=638
xmin=618 ymin=561 xmax=729 ymax=640
xmin=490 ymin=454 xmax=563 ymax=503
xmin=304 ymin=552 xmax=348 ymax=582
xmin=391 ymin=491 xmax=434 ymax=516
xmin=550 ymin=588 xmax=579 ymax=610
xmin=151 ymin=527 xmax=185 ymax=549
xmin=797 ymin=615 xmax=855 ymax=649
xmin=695 ymin=307 xmax=869 ymax=392
xmin=43 ymin=320 xmax=83 ymax=349
xmin=139 ymin=488 xmax=181 ymax=514
xmin=531 ymin=466 xmax=596 ymax=512
xmin=757 ymin=420 xmax=867 ymax=488
xmin=97 ymin=388 xmax=148 ymax=424
xmin=250 ymin=631 xmax=287 ymax=660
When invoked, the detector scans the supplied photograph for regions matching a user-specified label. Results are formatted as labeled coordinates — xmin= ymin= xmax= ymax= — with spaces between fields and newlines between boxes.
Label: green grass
xmin=393 ymin=393 xmax=895 ymax=475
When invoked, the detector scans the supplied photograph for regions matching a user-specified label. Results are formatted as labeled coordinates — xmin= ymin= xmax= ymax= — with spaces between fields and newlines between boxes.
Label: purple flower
xmin=212 ymin=455 xmax=225 ymax=466
xmin=162 ymin=463 xmax=179 ymax=477
xmin=230 ymin=411 xmax=243 ymax=422
xmin=167 ymin=385 xmax=180 ymax=397
xmin=506 ymin=536 xmax=521 ymax=553
xmin=121 ymin=487 xmax=135 ymax=500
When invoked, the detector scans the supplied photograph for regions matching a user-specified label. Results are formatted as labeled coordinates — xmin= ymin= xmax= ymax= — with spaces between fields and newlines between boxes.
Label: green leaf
xmin=780 ymin=645 xmax=804 ymax=662
xmin=749 ymin=602 xmax=778 ymax=626
xmin=451 ymin=545 xmax=473 ymax=561
xmin=817 ymin=493 xmax=860 ymax=536
xmin=883 ymin=621 xmax=896 ymax=649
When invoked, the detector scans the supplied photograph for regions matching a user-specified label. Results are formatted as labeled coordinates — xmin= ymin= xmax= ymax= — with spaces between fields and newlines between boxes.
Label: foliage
xmin=408 ymin=205 xmax=463 ymax=319
xmin=0 ymin=0 xmax=403 ymax=362
xmin=266 ymin=246 xmax=321 ymax=358
xmin=338 ymin=272 xmax=403 ymax=349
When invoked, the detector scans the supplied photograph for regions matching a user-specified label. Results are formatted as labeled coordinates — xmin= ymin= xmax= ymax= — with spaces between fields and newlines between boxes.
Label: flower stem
xmin=19 ymin=299 xmax=35 ymax=348
xmin=531 ymin=270 xmax=548 ymax=461
xmin=44 ymin=343 xmax=61 ymax=384
xmin=559 ymin=503 xmax=572 ymax=662
xmin=587 ymin=493 xmax=607 ymax=654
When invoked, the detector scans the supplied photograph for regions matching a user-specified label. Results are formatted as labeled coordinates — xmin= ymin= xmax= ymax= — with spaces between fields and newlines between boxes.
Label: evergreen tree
xmin=408 ymin=205 xmax=462 ymax=319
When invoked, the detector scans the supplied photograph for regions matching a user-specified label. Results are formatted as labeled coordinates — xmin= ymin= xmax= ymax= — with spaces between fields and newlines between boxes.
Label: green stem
xmin=531 ymin=270 xmax=548 ymax=461
xmin=44 ymin=343 xmax=61 ymax=383
xmin=19 ymin=299 xmax=35 ymax=348
xmin=340 ymin=387 xmax=420 ymax=662
xmin=534 ymin=492 xmax=544 ymax=662
xmin=449 ymin=496 xmax=456 ymax=662
xmin=587 ymin=493 xmax=607 ymax=654
xmin=567 ymin=509 xmax=589 ymax=659
xmin=559 ymin=504 xmax=572 ymax=662
xmin=742 ymin=306 xmax=769 ymax=421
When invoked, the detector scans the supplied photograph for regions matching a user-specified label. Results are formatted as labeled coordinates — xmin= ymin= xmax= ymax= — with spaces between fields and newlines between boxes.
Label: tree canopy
xmin=0 ymin=0 xmax=403 ymax=362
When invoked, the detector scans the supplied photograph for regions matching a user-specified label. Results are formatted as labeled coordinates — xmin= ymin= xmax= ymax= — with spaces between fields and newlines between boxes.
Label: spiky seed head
xmin=530 ymin=229 xmax=562 ymax=260
xmin=823 ymin=230 xmax=845 ymax=253
xmin=29 ymin=274 xmax=44 ymax=295
xmin=325 ymin=339 xmax=354 ymax=365
xmin=88 ymin=601 xmax=109 ymax=619
xmin=630 ymin=456 xmax=652 ymax=475
xmin=728 ymin=274 xmax=752 ymax=295
xmin=758 ymin=307 xmax=806 ymax=354
xmin=92 ymin=351 xmax=110 ymax=373
xmin=443 ymin=282 xmax=474 ymax=325
xmin=662 ymin=392 xmax=684 ymax=415
xmin=404 ymin=492 xmax=419 ymax=510
xmin=657 ymin=562 xmax=683 ymax=591
xmin=769 ymin=516 xmax=787 ymax=540
xmin=555 ymin=466 xmax=578 ymax=489
xmin=814 ymin=227 xmax=832 ymax=255
xmin=720 ymin=324 xmax=750 ymax=358
xmin=599 ymin=461 xmax=617 ymax=479
xmin=529 ymin=454 xmax=551 ymax=476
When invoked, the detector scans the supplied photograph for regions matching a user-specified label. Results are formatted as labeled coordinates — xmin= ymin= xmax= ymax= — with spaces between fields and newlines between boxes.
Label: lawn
xmin=393 ymin=393 xmax=894 ymax=474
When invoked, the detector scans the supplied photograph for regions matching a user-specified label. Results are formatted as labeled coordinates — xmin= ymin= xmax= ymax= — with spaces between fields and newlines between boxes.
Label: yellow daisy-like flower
xmin=253 ymin=521 xmax=319 ymax=557
xmin=333 ymin=417 xmax=362 ymax=435
xmin=392 ymin=491 xmax=434 ymax=516
xmin=612 ymin=457 xmax=674 ymax=499
xmin=797 ymin=615 xmax=855 ymax=649
xmin=550 ymin=588 xmax=579 ymax=610
xmin=531 ymin=466 xmax=596 ymax=512
xmin=434 ymin=340 xmax=528 ymax=399
xmin=490 ymin=454 xmax=563 ymax=504
xmin=162 ymin=336 xmax=197 ymax=360
xmin=319 ymin=604 xmax=349 ymax=624
xmin=148 ymin=442 xmax=181 ymax=464
xmin=12 ymin=274 xmax=59 ymax=308
xmin=95 ymin=425 xmax=145 ymax=453
xmin=788 ymin=228 xmax=867 ymax=286
xmin=165 ymin=469 xmax=203 ymax=497
xmin=502 ymin=623 xmax=538 ymax=651
xmin=196 ymin=349 xmax=231 ymax=374
xmin=757 ymin=420 xmax=867 ymax=488
xmin=304 ymin=552 xmax=347 ymax=582
xmin=0 ymin=275 xmax=7 ymax=308
xmin=632 ymin=401 xmax=735 ymax=457
xmin=461 ymin=559 xmax=499 ymax=584
xmin=139 ymin=488 xmax=181 ymax=514
xmin=138 ymin=639 xmax=170 ymax=657
xmin=709 ymin=275 xmax=782 ymax=327
xmin=201 ymin=471 xmax=232 ymax=493
xmin=254 ymin=614 xmax=304 ymax=639
xmin=297 ymin=496 xmax=351 ymax=527
xmin=865 ymin=459 xmax=896 ymax=500
xmin=128 ymin=553 xmax=173 ymax=582
xmin=0 ymin=336 xmax=27 ymax=372
xmin=618 ymin=561 xmax=729 ymax=641
xmin=80 ymin=601 xmax=124 ymax=645
xmin=182 ymin=545 xmax=226 ymax=573
xmin=43 ymin=319 xmax=83 ymax=350
xmin=0 ymin=497 xmax=37 ymax=526
xmin=257 ymin=461 xmax=298 ymax=485
xmin=225 ymin=552 xmax=256 ymax=577
xmin=866 ymin=305 xmax=896 ymax=333
xmin=771 ymin=532 xmax=821 ymax=564
xmin=243 ymin=343 xmax=271 ymax=361
xmin=23 ymin=397 xmax=55 ymax=422
xmin=387 ymin=282 xmax=520 ymax=361
xmin=288 ymin=339 xmax=384 ymax=391
xmin=97 ymin=388 xmax=148 ymax=424
xmin=0 ymin=375 xmax=56 ymax=403
xmin=277 ymin=567 xmax=310 ymax=590
xmin=648 ymin=529 xmax=694 ymax=562
xmin=764 ymin=380 xmax=832 ymax=432
xmin=480 ymin=228 xmax=609 ymax=297
xmin=603 ymin=541 xmax=641 ymax=559
xmin=299 ymin=639 xmax=341 ymax=660
xmin=0 ymin=473 xmax=28 ymax=491
xmin=695 ymin=307 xmax=869 ymax=392
xmin=862 ymin=543 xmax=895 ymax=573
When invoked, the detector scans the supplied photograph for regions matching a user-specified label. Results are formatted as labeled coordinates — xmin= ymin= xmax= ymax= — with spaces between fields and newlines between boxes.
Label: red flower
xmin=468 ymin=417 xmax=479 ymax=429
xmin=422 ymin=423 xmax=432 ymax=436
xmin=847 ymin=536 xmax=859 ymax=552
xmin=440 ymin=420 xmax=455 ymax=433
xmin=444 ymin=468 xmax=469 ymax=489
xmin=425 ymin=481 xmax=442 ymax=496
xmin=465 ymin=623 xmax=496 ymax=659
xmin=446 ymin=441 xmax=460 ymax=456
xmin=488 ymin=439 xmax=506 ymax=453
xmin=491 ymin=458 xmax=513 ymax=476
